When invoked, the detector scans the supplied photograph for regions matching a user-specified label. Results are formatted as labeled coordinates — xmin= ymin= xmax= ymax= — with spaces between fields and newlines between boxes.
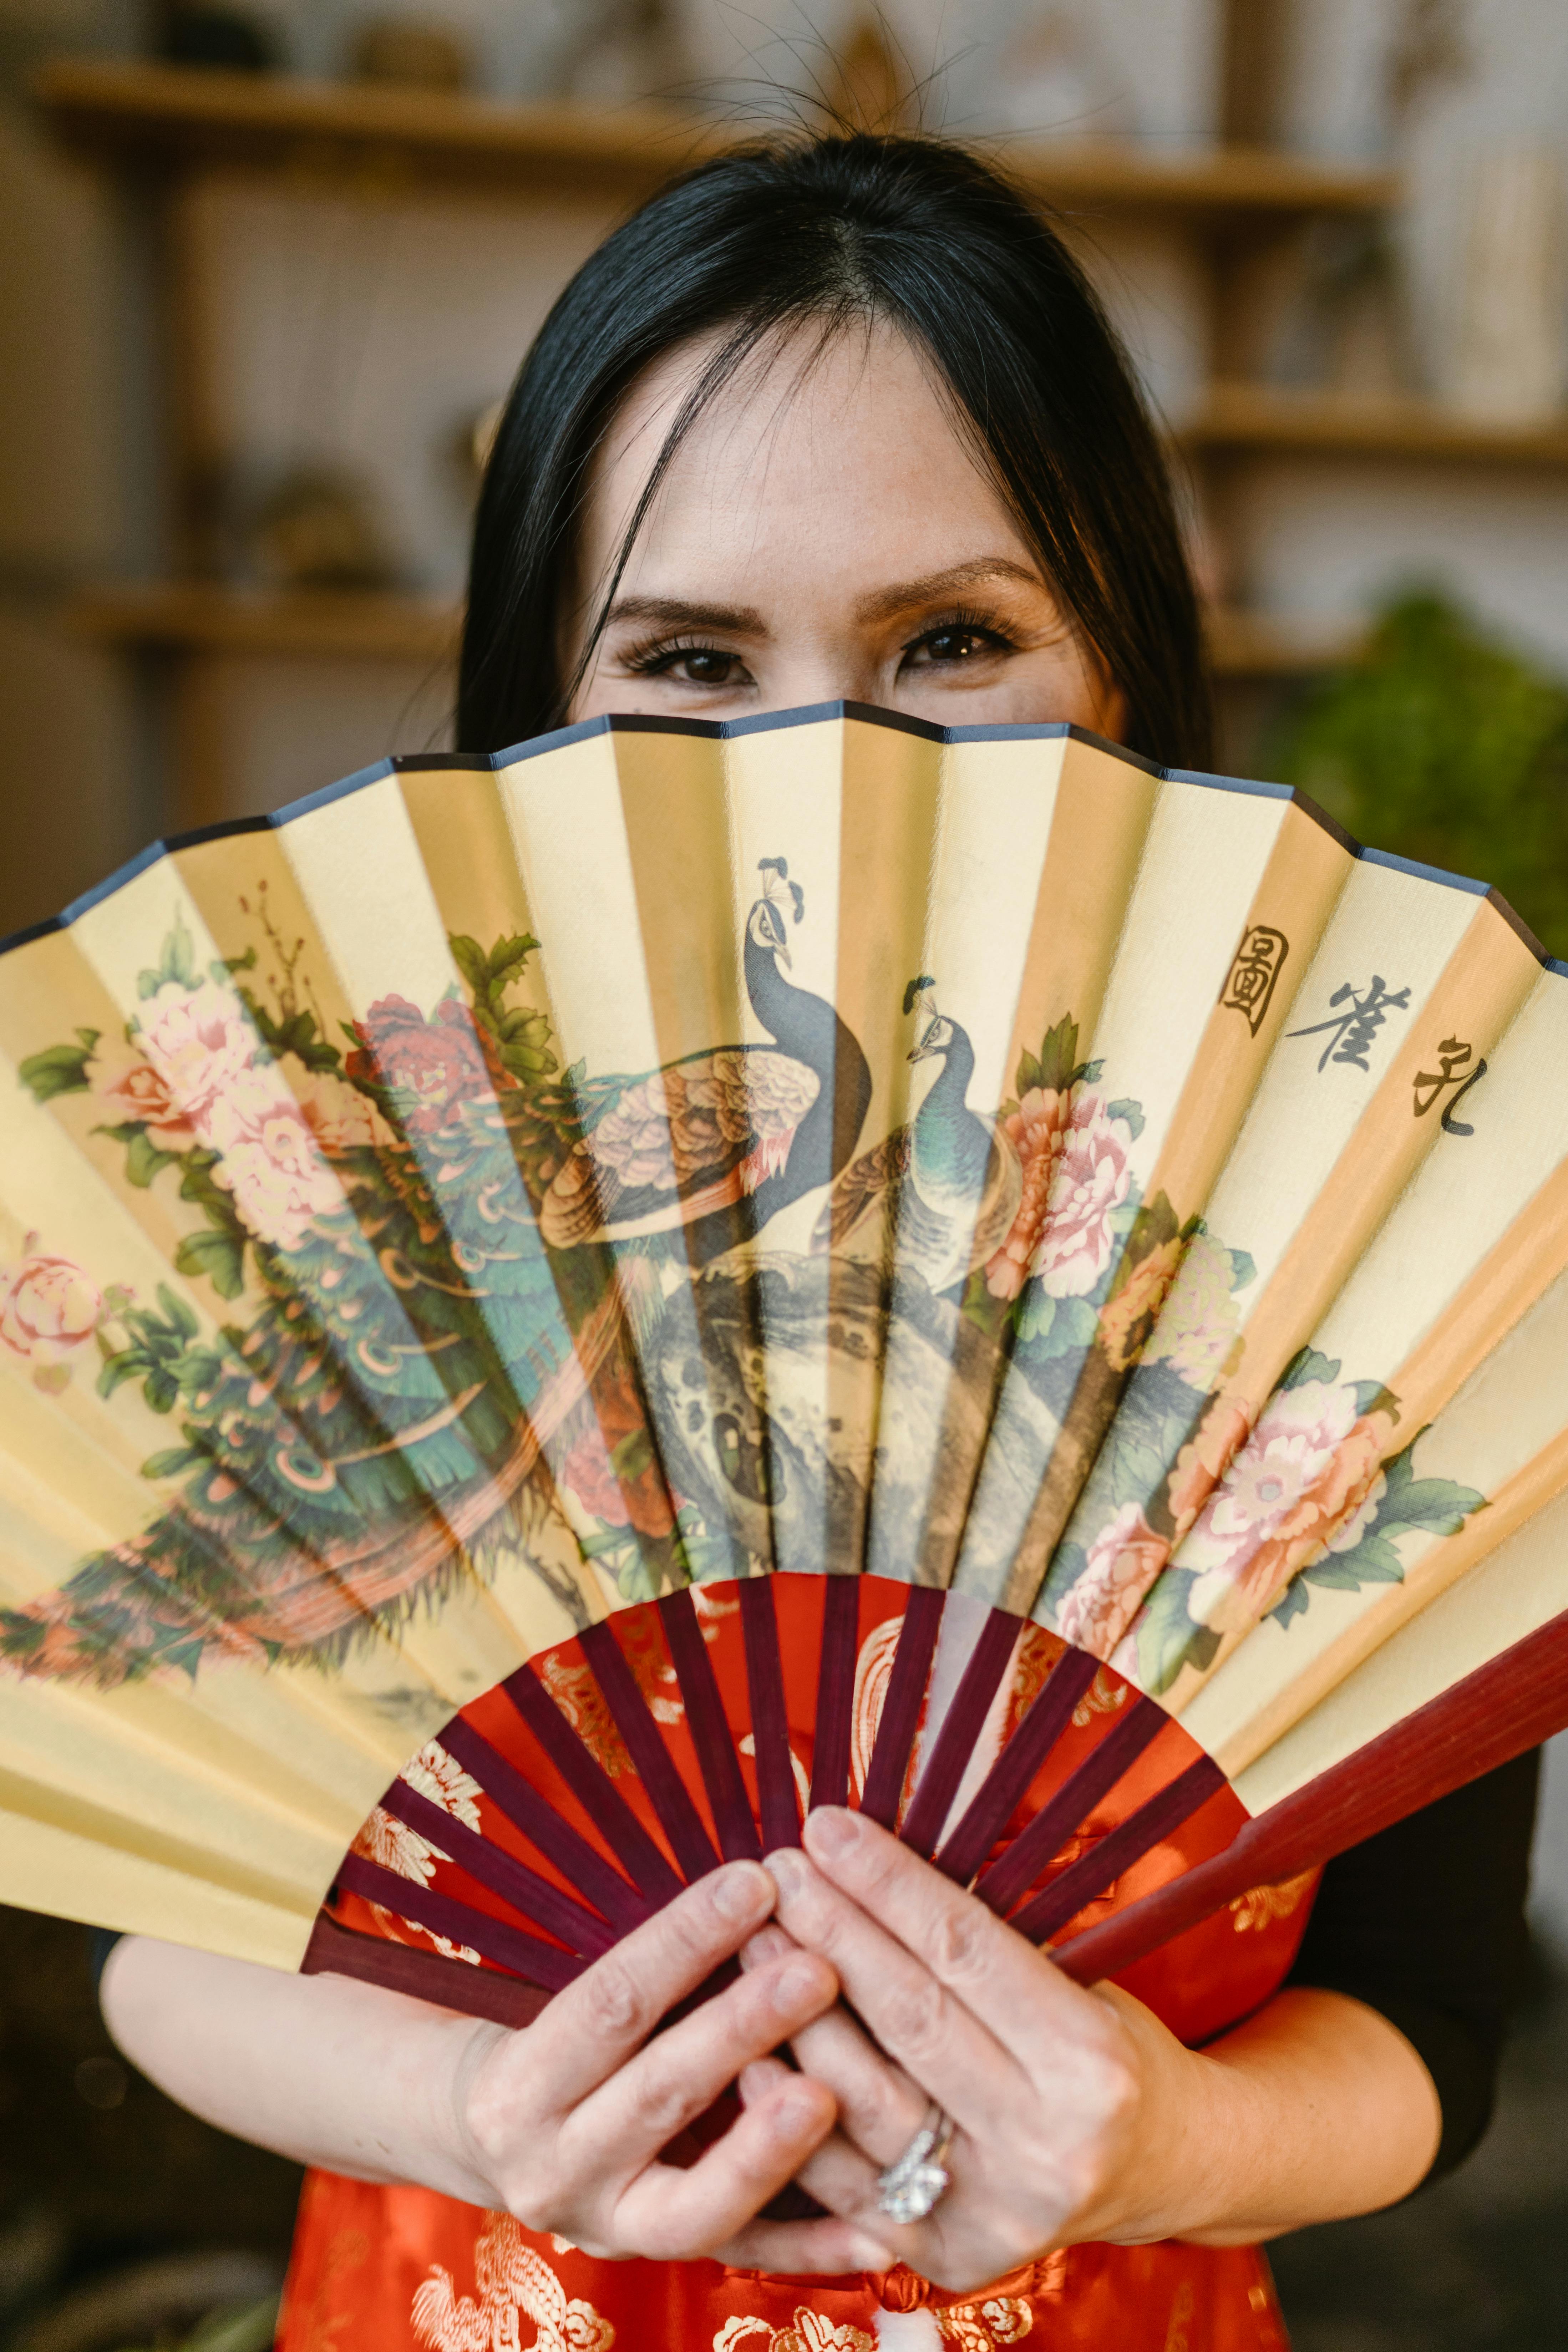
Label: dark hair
xmin=459 ymin=132 xmax=1213 ymax=769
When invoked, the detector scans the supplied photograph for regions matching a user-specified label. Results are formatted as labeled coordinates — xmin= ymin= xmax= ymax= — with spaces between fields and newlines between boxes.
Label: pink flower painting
xmin=986 ymin=1085 xmax=1134 ymax=1301
xmin=1055 ymin=1501 xmax=1171 ymax=1659
xmin=1179 ymin=1377 xmax=1394 ymax=1630
xmin=0 ymin=1243 xmax=104 ymax=1392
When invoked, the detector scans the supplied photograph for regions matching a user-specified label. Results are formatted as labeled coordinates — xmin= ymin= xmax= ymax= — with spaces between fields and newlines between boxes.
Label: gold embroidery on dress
xmin=411 ymin=2214 xmax=613 ymax=2352
xmin=936 ymin=2292 xmax=1035 ymax=2345
xmin=1164 ymin=2279 xmax=1195 ymax=2352
xmin=1229 ymin=1869 xmax=1316 ymax=1932
xmin=714 ymin=2315 xmax=875 ymax=2351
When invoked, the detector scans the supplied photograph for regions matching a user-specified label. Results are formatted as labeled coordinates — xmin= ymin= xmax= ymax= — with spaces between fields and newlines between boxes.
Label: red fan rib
xmin=860 ymin=1583 xmax=945 ymax=1828
xmin=1007 ymin=1754 xmax=1228 ymax=1945
xmin=738 ymin=1574 xmax=801 ymax=1853
xmin=933 ymin=1647 xmax=1099 ymax=1885
xmin=579 ymin=1619 xmax=721 ymax=1882
xmin=377 ymin=1777 xmax=618 ymax=1957
xmin=437 ymin=1716 xmax=650 ymax=1934
xmin=335 ymin=1854 xmax=585 ymax=1990
xmin=974 ymin=1696 xmax=1166 ymax=1920
xmin=810 ymin=1574 xmax=860 ymax=1812
xmin=661 ymin=1589 xmax=763 ymax=1864
xmin=502 ymin=1661 xmax=684 ymax=1907
xmin=899 ymin=1607 xmax=1021 ymax=1860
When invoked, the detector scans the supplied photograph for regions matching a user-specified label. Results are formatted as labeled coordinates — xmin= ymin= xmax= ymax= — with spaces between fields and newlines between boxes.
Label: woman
xmin=102 ymin=133 xmax=1538 ymax=2351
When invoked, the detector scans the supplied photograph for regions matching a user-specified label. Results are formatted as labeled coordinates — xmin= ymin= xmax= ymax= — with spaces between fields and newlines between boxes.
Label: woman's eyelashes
xmin=620 ymin=636 xmax=755 ymax=688
xmin=898 ymin=610 xmax=1022 ymax=672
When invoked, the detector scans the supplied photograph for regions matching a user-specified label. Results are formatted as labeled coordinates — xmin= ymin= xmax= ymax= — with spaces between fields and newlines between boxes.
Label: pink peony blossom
xmin=1180 ymin=1379 xmax=1392 ymax=1630
xmin=0 ymin=1245 xmax=102 ymax=1367
xmin=94 ymin=1046 xmax=198 ymax=1149
xmin=345 ymin=995 xmax=499 ymax=1134
xmin=135 ymin=977 xmax=256 ymax=1137
xmin=296 ymin=1072 xmax=395 ymax=1154
xmin=1055 ymin=1501 xmax=1171 ymax=1659
xmin=986 ymin=1085 xmax=1133 ymax=1301
xmin=204 ymin=1070 xmax=344 ymax=1251
xmin=1143 ymin=1229 xmax=1248 ymax=1388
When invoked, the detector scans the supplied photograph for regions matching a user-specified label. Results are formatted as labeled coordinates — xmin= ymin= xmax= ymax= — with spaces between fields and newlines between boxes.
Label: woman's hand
xmin=104 ymin=1860 xmax=890 ymax=2273
xmin=451 ymin=1858 xmax=886 ymax=2266
xmin=735 ymin=1808 xmax=1441 ymax=2291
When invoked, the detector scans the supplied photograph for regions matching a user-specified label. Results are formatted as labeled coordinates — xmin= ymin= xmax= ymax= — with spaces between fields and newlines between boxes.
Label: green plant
xmin=1267 ymin=592 xmax=1568 ymax=957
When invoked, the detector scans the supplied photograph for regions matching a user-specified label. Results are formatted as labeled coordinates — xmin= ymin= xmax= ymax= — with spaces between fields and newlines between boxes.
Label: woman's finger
xmin=760 ymin=1990 xmax=930 ymax=2167
xmin=801 ymin=1808 xmax=1094 ymax=2069
xmin=611 ymin=2068 xmax=841 ymax=2260
xmin=519 ymin=1861 xmax=778 ymax=2120
xmin=561 ymin=1942 xmax=839 ymax=2185
xmin=764 ymin=1844 xmax=1019 ymax=2125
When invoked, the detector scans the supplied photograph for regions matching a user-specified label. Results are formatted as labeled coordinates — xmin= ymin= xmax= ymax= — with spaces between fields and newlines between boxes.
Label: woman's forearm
xmin=1133 ymin=1985 xmax=1443 ymax=2245
xmin=102 ymin=1935 xmax=500 ymax=2200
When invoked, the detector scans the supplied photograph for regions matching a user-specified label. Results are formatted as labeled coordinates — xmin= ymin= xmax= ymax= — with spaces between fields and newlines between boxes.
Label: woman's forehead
xmin=585 ymin=319 xmax=1035 ymax=602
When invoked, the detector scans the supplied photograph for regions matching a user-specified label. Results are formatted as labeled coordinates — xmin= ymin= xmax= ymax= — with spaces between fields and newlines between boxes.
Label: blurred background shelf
xmin=34 ymin=58 xmax=1397 ymax=217
xmin=1184 ymin=383 xmax=1568 ymax=465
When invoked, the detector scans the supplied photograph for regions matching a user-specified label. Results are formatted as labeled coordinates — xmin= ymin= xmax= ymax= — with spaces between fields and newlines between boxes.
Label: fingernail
xmin=773 ymin=2081 xmax=826 ymax=2133
xmin=741 ymin=1924 xmax=793 ymax=1971
xmin=804 ymin=1806 xmax=863 ymax=1859
xmin=766 ymin=1846 xmax=810 ymax=1897
xmin=710 ymin=1861 xmax=768 ymax=1921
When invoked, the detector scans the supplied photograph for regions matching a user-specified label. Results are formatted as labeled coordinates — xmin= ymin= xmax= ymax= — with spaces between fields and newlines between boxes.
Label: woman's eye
xmin=628 ymin=642 xmax=751 ymax=687
xmin=905 ymin=626 xmax=1008 ymax=668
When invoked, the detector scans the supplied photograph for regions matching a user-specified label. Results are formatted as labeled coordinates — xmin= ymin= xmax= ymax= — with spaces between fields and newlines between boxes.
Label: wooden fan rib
xmin=660 ymin=1589 xmax=762 ymax=1864
xmin=859 ymin=1583 xmax=944 ymax=1828
xmin=435 ymin=1716 xmax=648 ymax=1936
xmin=898 ymin=1606 xmax=1020 ymax=1859
xmin=974 ymin=1696 xmax=1167 ymax=1919
xmin=501 ymin=1663 xmax=683 ymax=1907
xmin=1052 ymin=1600 xmax=1568 ymax=1988
xmin=933 ymin=1646 xmax=1097 ymax=1886
xmin=578 ymin=1620 xmax=720 ymax=1883
xmin=302 ymin=1909 xmax=553 ymax=2030
xmin=810 ymin=1573 xmax=860 ymax=1812
xmin=335 ymin=1853 xmax=584 ymax=1990
xmin=737 ymin=1573 xmax=800 ymax=1853
xmin=377 ymin=1777 xmax=615 ymax=1958
xmin=1008 ymin=1754 xmax=1228 ymax=1946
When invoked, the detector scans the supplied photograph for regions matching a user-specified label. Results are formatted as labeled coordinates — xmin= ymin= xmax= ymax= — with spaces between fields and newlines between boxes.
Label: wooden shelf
xmin=70 ymin=581 xmax=1359 ymax=683
xmin=1184 ymin=383 xmax=1568 ymax=465
xmin=70 ymin=582 xmax=460 ymax=661
xmin=35 ymin=59 xmax=1396 ymax=216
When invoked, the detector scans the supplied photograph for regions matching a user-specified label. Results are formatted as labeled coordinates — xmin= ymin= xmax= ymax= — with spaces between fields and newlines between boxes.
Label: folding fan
xmin=3 ymin=703 xmax=1568 ymax=2035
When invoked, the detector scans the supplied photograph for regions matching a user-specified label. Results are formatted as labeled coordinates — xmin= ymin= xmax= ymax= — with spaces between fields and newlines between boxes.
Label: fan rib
xmin=738 ymin=1575 xmax=801 ymax=1853
xmin=302 ymin=1911 xmax=554 ymax=2030
xmin=502 ymin=1665 xmax=684 ymax=1907
xmin=579 ymin=1620 xmax=721 ymax=1883
xmin=899 ymin=1609 xmax=1021 ymax=1860
xmin=860 ymin=1585 xmax=945 ymax=1829
xmin=377 ymin=1779 xmax=616 ymax=1957
xmin=1007 ymin=1754 xmax=1228 ymax=1946
xmin=974 ymin=1697 xmax=1167 ymax=1920
xmin=335 ymin=1854 xmax=584 ymax=1990
xmin=661 ymin=1589 xmax=763 ymax=1864
xmin=437 ymin=1718 xmax=650 ymax=1935
xmin=933 ymin=1649 xmax=1099 ymax=1886
xmin=810 ymin=1575 xmax=860 ymax=1812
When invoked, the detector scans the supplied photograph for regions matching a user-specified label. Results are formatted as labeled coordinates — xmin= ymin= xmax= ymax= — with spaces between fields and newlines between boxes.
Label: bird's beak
xmin=773 ymin=940 xmax=792 ymax=970
xmin=907 ymin=1041 xmax=934 ymax=1063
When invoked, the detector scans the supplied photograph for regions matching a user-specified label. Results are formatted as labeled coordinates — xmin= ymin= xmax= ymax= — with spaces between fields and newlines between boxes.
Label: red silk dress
xmin=278 ymin=1582 xmax=1319 ymax=2352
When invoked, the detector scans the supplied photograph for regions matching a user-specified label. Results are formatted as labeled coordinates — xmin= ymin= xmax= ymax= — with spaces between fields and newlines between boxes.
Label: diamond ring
xmin=875 ymin=2103 xmax=956 ymax=2224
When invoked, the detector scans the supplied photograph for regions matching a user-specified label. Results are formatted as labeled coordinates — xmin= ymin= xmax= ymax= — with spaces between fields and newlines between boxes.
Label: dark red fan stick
xmin=974 ymin=1697 xmax=1167 ymax=1920
xmin=810 ymin=1574 xmax=860 ymax=1811
xmin=860 ymin=1583 xmax=945 ymax=1827
xmin=1053 ymin=1601 xmax=1568 ymax=1987
xmin=502 ymin=1662 xmax=684 ymax=1908
xmin=436 ymin=1716 xmax=651 ymax=1934
xmin=932 ymin=1645 xmax=1099 ymax=1885
xmin=1008 ymin=1755 xmax=1228 ymax=1945
xmin=376 ymin=1779 xmax=618 ymax=1957
xmin=335 ymin=1854 xmax=586 ymax=1990
xmin=899 ymin=1607 xmax=1022 ymax=1859
xmin=661 ymin=1588 xmax=763 ymax=1864
xmin=738 ymin=1574 xmax=802 ymax=1851
xmin=579 ymin=1617 xmax=720 ymax=1883
xmin=302 ymin=1912 xmax=555 ymax=2030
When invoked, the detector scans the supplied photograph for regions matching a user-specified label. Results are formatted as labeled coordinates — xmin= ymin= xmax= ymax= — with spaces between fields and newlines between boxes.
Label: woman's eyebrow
xmin=854 ymin=558 xmax=1044 ymax=623
xmin=603 ymin=594 xmax=768 ymax=635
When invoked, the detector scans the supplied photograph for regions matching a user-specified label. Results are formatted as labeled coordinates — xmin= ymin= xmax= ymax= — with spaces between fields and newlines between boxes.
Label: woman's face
xmin=565 ymin=321 xmax=1127 ymax=737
